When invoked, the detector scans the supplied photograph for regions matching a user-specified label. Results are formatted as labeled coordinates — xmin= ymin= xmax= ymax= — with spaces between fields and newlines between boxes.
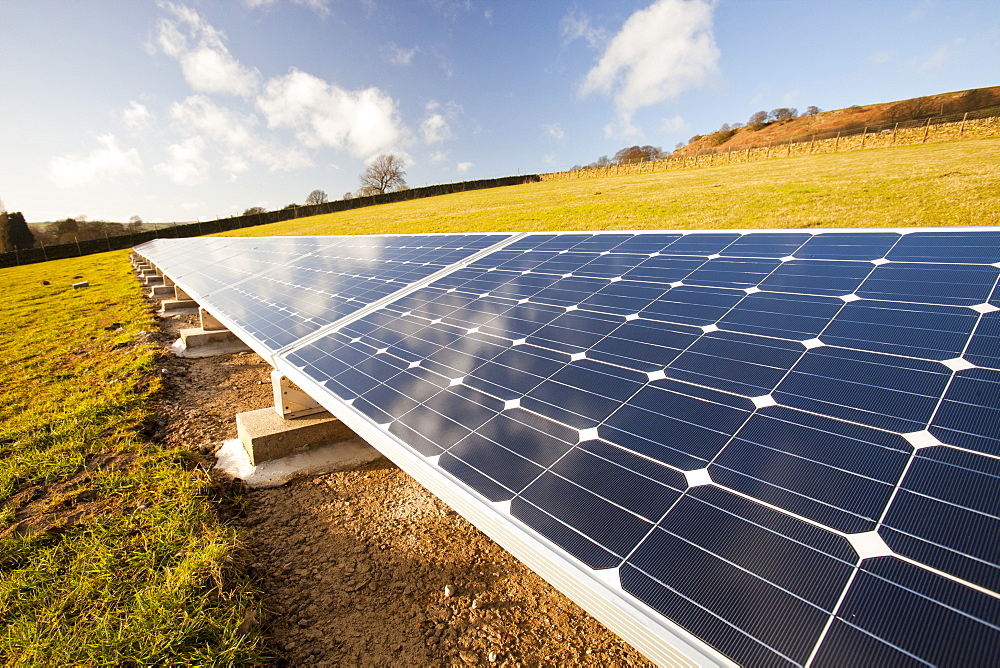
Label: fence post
xmin=808 ymin=135 xmax=814 ymax=153
xmin=41 ymin=242 xmax=48 ymax=261
xmin=766 ymin=144 xmax=771 ymax=159
xmin=786 ymin=137 xmax=792 ymax=157
xmin=923 ymin=117 xmax=931 ymax=143
xmin=959 ymin=112 xmax=968 ymax=137
xmin=14 ymin=247 xmax=19 ymax=266
xmin=103 ymin=230 xmax=112 ymax=252
xmin=860 ymin=127 xmax=867 ymax=148
xmin=74 ymin=236 xmax=82 ymax=256
xmin=891 ymin=123 xmax=898 ymax=145
xmin=834 ymin=132 xmax=840 ymax=151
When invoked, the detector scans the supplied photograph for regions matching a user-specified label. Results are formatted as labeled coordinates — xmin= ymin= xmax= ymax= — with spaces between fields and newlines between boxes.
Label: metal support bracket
xmin=271 ymin=369 xmax=328 ymax=419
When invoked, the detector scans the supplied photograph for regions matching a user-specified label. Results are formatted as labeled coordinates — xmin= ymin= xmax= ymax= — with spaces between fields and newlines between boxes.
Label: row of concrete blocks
xmin=130 ymin=253 xmax=382 ymax=486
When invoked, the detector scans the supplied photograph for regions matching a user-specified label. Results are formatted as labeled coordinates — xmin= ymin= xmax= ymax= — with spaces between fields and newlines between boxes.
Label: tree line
xmin=243 ymin=153 xmax=409 ymax=216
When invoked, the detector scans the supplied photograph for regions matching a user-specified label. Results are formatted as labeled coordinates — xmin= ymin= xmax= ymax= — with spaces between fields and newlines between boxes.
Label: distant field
xmin=226 ymin=137 xmax=1000 ymax=237
xmin=1 ymin=136 xmax=997 ymax=663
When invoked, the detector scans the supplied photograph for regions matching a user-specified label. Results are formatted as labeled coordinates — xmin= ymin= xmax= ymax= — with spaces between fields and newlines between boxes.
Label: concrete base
xmin=148 ymin=285 xmax=174 ymax=298
xmin=159 ymin=298 xmax=199 ymax=315
xmin=214 ymin=437 xmax=385 ymax=488
xmin=170 ymin=328 xmax=252 ymax=358
xmin=237 ymin=407 xmax=357 ymax=465
xmin=143 ymin=276 xmax=165 ymax=286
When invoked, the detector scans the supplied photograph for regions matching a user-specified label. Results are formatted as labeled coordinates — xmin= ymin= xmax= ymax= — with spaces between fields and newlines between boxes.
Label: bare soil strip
xmin=152 ymin=312 xmax=650 ymax=666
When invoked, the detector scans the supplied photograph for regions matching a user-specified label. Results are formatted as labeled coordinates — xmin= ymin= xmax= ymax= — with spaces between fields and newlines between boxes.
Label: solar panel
xmin=135 ymin=229 xmax=1000 ymax=667
xmin=137 ymin=234 xmax=512 ymax=358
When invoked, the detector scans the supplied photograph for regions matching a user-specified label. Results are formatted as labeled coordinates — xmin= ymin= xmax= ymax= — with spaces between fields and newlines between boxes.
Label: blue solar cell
xmin=587 ymin=319 xmax=700 ymax=371
xmin=578 ymin=280 xmax=671 ymax=316
xmin=600 ymin=380 xmax=754 ymax=469
xmin=794 ymin=232 xmax=900 ymax=260
xmin=521 ymin=360 xmax=646 ymax=429
xmin=623 ymin=486 xmax=855 ymax=666
xmin=815 ymin=558 xmax=1000 ymax=667
xmin=887 ymin=230 xmax=1000 ymax=264
xmin=718 ymin=292 xmax=844 ymax=340
xmin=857 ymin=262 xmax=1000 ymax=306
xmin=930 ymin=368 xmax=1000 ymax=456
xmin=666 ymin=330 xmax=804 ymax=396
xmin=881 ymin=446 xmax=1000 ymax=592
xmin=821 ymin=300 xmax=978 ymax=360
xmin=719 ymin=232 xmax=811 ymax=258
xmin=774 ymin=346 xmax=951 ymax=433
xmin=619 ymin=255 xmax=707 ymax=285
xmin=524 ymin=310 xmax=623 ymax=354
xmin=683 ymin=257 xmax=782 ymax=289
xmin=965 ymin=312 xmax=1000 ymax=369
xmin=709 ymin=406 xmax=910 ymax=533
xmin=758 ymin=259 xmax=873 ymax=296
xmin=640 ymin=285 xmax=745 ymax=326
xmin=659 ymin=233 xmax=740 ymax=255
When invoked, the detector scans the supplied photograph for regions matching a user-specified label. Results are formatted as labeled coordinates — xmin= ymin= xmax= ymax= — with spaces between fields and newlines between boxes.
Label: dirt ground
xmin=149 ymin=309 xmax=652 ymax=666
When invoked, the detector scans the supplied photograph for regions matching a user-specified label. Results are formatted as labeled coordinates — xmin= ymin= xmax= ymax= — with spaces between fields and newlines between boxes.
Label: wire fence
xmin=542 ymin=107 xmax=1000 ymax=181
xmin=0 ymin=175 xmax=541 ymax=269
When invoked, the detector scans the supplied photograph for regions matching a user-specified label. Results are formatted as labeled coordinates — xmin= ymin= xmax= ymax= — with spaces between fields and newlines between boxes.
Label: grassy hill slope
xmin=676 ymin=85 xmax=1000 ymax=156
xmin=226 ymin=138 xmax=1000 ymax=237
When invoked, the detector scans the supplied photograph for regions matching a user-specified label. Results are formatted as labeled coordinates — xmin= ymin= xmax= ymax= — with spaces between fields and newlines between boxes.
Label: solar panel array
xmin=135 ymin=230 xmax=1000 ymax=667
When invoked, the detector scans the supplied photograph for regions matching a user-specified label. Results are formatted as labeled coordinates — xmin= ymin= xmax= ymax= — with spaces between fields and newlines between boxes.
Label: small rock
xmin=459 ymin=651 xmax=479 ymax=665
xmin=39 ymin=280 xmax=50 ymax=285
xmin=470 ymin=599 xmax=479 ymax=609
xmin=488 ymin=651 xmax=499 ymax=663
xmin=444 ymin=584 xmax=457 ymax=598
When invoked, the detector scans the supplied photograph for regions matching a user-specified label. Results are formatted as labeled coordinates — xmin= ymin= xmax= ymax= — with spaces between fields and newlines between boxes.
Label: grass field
xmin=226 ymin=137 xmax=1000 ymax=237
xmin=0 ymin=136 xmax=997 ymax=663
xmin=0 ymin=255 xmax=268 ymax=663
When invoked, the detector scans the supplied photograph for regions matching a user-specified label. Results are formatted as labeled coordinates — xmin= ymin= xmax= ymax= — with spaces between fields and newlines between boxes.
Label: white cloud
xmin=387 ymin=44 xmax=419 ymax=66
xmin=456 ymin=161 xmax=473 ymax=174
xmin=122 ymin=101 xmax=153 ymax=132
xmin=155 ymin=2 xmax=260 ymax=97
xmin=908 ymin=0 xmax=936 ymax=20
xmin=917 ymin=40 xmax=961 ymax=74
xmin=155 ymin=137 xmax=210 ymax=185
xmin=420 ymin=101 xmax=462 ymax=144
xmin=49 ymin=135 xmax=142 ymax=187
xmin=257 ymin=68 xmax=405 ymax=158
xmin=542 ymin=123 xmax=566 ymax=140
xmin=581 ymin=0 xmax=719 ymax=134
xmin=561 ymin=10 xmax=607 ymax=49
xmin=429 ymin=150 xmax=448 ymax=163
xmin=867 ymin=50 xmax=893 ymax=68
xmin=162 ymin=95 xmax=311 ymax=182
xmin=243 ymin=0 xmax=331 ymax=15
xmin=660 ymin=115 xmax=690 ymax=134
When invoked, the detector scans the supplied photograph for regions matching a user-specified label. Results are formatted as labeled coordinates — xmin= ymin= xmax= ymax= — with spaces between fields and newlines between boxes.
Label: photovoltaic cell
xmin=135 ymin=228 xmax=1000 ymax=667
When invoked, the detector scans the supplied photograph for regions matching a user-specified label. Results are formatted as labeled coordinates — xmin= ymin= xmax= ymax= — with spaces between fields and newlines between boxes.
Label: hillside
xmin=674 ymin=85 xmax=1000 ymax=157
xmin=222 ymin=138 xmax=1000 ymax=236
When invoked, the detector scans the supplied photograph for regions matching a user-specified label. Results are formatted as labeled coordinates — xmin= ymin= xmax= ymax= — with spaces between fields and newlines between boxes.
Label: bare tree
xmin=359 ymin=154 xmax=407 ymax=195
xmin=305 ymin=189 xmax=328 ymax=205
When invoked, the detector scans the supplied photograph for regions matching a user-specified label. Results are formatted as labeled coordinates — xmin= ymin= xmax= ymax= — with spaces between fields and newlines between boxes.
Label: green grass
xmin=224 ymin=137 xmax=1000 ymax=236
xmin=0 ymin=253 xmax=268 ymax=664
xmin=0 ymin=136 xmax=996 ymax=664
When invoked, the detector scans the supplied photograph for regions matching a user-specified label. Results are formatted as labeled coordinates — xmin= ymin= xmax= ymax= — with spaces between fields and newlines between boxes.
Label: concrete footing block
xmin=236 ymin=407 xmax=358 ymax=465
xmin=148 ymin=285 xmax=174 ymax=298
xmin=214 ymin=436 xmax=385 ymax=488
xmin=159 ymin=298 xmax=198 ymax=315
xmin=169 ymin=327 xmax=252 ymax=357
xmin=143 ymin=275 xmax=165 ymax=286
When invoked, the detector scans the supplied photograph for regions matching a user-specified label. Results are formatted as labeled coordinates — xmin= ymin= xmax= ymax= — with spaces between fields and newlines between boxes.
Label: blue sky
xmin=1 ymin=0 xmax=997 ymax=223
